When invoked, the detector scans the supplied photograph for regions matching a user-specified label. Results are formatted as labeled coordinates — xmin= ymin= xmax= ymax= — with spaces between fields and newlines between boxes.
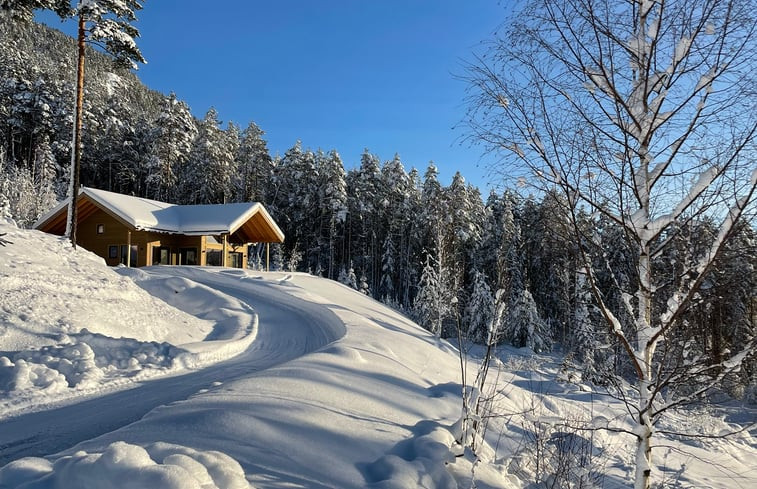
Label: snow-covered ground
xmin=0 ymin=221 xmax=755 ymax=488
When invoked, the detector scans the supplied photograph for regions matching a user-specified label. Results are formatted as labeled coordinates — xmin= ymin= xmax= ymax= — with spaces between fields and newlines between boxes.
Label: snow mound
xmin=364 ymin=420 xmax=458 ymax=489
xmin=0 ymin=222 xmax=214 ymax=350
xmin=0 ymin=224 xmax=257 ymax=417
xmin=0 ymin=441 xmax=251 ymax=489
xmin=0 ymin=330 xmax=180 ymax=399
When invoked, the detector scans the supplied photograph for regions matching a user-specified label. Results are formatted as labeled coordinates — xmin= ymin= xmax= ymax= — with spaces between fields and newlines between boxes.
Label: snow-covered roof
xmin=35 ymin=187 xmax=285 ymax=243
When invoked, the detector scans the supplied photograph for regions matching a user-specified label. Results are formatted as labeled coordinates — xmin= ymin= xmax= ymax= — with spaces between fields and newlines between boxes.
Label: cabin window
xmin=120 ymin=245 xmax=138 ymax=267
xmin=108 ymin=245 xmax=118 ymax=258
xmin=229 ymin=252 xmax=243 ymax=269
xmin=96 ymin=224 xmax=104 ymax=234
xmin=153 ymin=246 xmax=171 ymax=265
xmin=206 ymin=250 xmax=222 ymax=266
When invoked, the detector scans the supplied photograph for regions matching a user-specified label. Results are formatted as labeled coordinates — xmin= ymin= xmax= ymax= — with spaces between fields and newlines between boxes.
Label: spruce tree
xmin=235 ymin=121 xmax=273 ymax=203
xmin=181 ymin=108 xmax=235 ymax=204
xmin=147 ymin=93 xmax=196 ymax=202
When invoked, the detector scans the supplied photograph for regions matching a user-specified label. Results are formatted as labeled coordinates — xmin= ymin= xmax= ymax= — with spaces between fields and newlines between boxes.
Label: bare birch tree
xmin=465 ymin=0 xmax=757 ymax=487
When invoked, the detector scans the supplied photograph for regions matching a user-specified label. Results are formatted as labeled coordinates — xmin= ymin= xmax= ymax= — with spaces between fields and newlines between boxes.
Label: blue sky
xmin=41 ymin=1 xmax=506 ymax=190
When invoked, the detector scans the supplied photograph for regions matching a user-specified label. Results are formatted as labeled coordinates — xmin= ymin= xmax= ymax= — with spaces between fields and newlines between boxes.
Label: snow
xmin=0 ymin=441 xmax=249 ymax=489
xmin=673 ymin=36 xmax=692 ymax=66
xmin=1 ymin=222 xmax=755 ymax=488
xmin=0 ymin=221 xmax=256 ymax=417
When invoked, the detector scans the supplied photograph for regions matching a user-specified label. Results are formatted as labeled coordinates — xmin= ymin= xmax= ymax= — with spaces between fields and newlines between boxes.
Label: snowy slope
xmin=0 ymin=221 xmax=257 ymax=418
xmin=0 ymin=222 xmax=755 ymax=488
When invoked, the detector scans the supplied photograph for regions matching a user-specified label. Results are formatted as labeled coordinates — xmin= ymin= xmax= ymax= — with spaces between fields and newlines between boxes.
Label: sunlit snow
xmin=0 ymin=221 xmax=755 ymax=488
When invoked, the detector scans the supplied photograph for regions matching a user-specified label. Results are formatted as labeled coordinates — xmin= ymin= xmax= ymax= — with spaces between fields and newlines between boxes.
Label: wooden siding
xmin=37 ymin=195 xmax=132 ymax=236
xmin=35 ymin=192 xmax=278 ymax=269
xmin=43 ymin=207 xmax=247 ymax=268
xmin=75 ymin=207 xmax=145 ymax=266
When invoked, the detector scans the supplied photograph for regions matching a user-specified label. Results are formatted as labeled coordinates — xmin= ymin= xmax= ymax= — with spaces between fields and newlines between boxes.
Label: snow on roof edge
xmin=34 ymin=187 xmax=284 ymax=241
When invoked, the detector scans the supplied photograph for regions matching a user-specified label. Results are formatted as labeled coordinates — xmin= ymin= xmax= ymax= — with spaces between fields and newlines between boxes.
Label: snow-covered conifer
xmin=503 ymin=288 xmax=551 ymax=353
xmin=235 ymin=121 xmax=273 ymax=204
xmin=181 ymin=108 xmax=235 ymax=204
xmin=414 ymin=254 xmax=454 ymax=337
xmin=147 ymin=93 xmax=196 ymax=202
xmin=464 ymin=270 xmax=495 ymax=343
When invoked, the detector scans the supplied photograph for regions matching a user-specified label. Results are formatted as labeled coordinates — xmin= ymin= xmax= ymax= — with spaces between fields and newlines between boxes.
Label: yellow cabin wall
xmin=76 ymin=208 xmax=248 ymax=268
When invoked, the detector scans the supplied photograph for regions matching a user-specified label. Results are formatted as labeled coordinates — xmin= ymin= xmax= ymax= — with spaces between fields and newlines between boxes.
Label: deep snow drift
xmin=0 ymin=221 xmax=755 ymax=488
xmin=0 ymin=222 xmax=258 ymax=419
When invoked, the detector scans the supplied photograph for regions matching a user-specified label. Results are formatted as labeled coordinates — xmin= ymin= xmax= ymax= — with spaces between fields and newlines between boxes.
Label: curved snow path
xmin=0 ymin=268 xmax=345 ymax=465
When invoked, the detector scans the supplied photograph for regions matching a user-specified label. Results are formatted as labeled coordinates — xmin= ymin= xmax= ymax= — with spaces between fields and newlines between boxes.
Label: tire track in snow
xmin=0 ymin=267 xmax=345 ymax=465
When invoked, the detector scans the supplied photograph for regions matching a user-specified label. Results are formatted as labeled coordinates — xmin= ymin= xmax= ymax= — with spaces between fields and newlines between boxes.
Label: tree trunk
xmin=65 ymin=15 xmax=85 ymax=248
xmin=634 ymin=392 xmax=653 ymax=489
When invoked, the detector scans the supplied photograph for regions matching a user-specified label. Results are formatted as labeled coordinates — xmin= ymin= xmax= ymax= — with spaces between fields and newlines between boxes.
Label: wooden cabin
xmin=34 ymin=187 xmax=285 ymax=269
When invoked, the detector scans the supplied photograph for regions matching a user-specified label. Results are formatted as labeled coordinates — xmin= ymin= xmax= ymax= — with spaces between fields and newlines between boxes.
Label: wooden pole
xmin=126 ymin=230 xmax=132 ymax=267
xmin=266 ymin=242 xmax=270 ymax=271
xmin=222 ymin=234 xmax=228 ymax=267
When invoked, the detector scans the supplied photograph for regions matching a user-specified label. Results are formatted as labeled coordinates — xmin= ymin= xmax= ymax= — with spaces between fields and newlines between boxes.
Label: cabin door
xmin=179 ymin=247 xmax=198 ymax=265
xmin=153 ymin=246 xmax=170 ymax=265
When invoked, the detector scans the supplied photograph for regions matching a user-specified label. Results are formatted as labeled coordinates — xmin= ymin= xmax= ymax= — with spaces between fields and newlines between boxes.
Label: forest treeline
xmin=1 ymin=18 xmax=755 ymax=395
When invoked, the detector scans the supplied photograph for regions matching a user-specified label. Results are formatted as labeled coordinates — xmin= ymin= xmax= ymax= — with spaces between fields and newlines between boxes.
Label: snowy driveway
xmin=0 ymin=267 xmax=345 ymax=465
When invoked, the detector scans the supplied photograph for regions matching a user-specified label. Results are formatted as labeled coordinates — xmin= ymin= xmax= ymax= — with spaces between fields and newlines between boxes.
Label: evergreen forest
xmin=1 ymin=18 xmax=755 ymax=398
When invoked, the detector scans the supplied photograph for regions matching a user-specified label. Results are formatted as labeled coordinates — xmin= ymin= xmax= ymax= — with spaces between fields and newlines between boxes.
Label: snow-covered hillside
xmin=0 ymin=222 xmax=755 ymax=488
xmin=0 ymin=221 xmax=258 ymax=419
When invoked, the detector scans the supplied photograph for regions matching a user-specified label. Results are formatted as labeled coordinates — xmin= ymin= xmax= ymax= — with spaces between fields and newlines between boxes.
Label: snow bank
xmin=0 ymin=331 xmax=179 ymax=398
xmin=0 ymin=222 xmax=213 ymax=350
xmin=116 ymin=268 xmax=259 ymax=367
xmin=0 ymin=441 xmax=251 ymax=489
xmin=0 ymin=223 xmax=257 ymax=417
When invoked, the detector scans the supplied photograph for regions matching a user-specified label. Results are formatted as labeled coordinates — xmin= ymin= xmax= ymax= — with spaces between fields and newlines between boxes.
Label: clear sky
xmin=41 ymin=1 xmax=507 ymax=190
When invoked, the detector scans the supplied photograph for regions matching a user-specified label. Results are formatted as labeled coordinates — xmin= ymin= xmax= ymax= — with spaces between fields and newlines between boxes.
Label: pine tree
xmin=270 ymin=141 xmax=321 ymax=271
xmin=504 ymin=288 xmax=551 ymax=353
xmin=317 ymin=149 xmax=347 ymax=279
xmin=64 ymin=0 xmax=146 ymax=246
xmin=381 ymin=156 xmax=421 ymax=309
xmin=379 ymin=235 xmax=396 ymax=303
xmin=341 ymin=265 xmax=358 ymax=290
xmin=358 ymin=271 xmax=371 ymax=296
xmin=350 ymin=149 xmax=385 ymax=294
xmin=414 ymin=254 xmax=454 ymax=337
xmin=31 ymin=134 xmax=60 ymax=216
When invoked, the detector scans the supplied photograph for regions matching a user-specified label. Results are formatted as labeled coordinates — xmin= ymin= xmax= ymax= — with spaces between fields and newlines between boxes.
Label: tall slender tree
xmin=181 ymin=108 xmax=235 ymax=204
xmin=63 ymin=0 xmax=145 ymax=247
xmin=147 ymin=93 xmax=196 ymax=202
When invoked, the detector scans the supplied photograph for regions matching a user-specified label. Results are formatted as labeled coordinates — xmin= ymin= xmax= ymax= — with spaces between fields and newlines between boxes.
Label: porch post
xmin=266 ymin=242 xmax=270 ymax=272
xmin=127 ymin=230 xmax=132 ymax=267
xmin=222 ymin=233 xmax=228 ymax=267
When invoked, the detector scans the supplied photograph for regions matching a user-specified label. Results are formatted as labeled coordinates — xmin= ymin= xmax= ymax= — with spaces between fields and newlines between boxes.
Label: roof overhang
xmin=34 ymin=193 xmax=136 ymax=235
